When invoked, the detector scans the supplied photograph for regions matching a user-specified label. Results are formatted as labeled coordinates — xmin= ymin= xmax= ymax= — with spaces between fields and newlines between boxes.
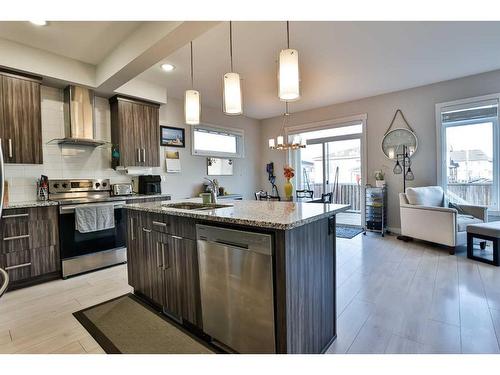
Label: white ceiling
xmin=138 ymin=21 xmax=500 ymax=119
xmin=0 ymin=21 xmax=142 ymax=65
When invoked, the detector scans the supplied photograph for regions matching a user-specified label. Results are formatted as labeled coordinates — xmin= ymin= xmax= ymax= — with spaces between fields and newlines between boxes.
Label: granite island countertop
xmin=125 ymin=198 xmax=350 ymax=230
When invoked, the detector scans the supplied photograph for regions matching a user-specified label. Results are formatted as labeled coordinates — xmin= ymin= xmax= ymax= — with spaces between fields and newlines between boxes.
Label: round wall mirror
xmin=381 ymin=128 xmax=418 ymax=160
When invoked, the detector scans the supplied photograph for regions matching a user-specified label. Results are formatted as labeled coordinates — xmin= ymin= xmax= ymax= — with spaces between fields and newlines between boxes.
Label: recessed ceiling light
xmin=30 ymin=20 xmax=48 ymax=26
xmin=161 ymin=63 xmax=175 ymax=72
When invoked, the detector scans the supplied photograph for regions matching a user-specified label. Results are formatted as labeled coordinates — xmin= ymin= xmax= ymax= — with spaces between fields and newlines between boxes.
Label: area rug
xmin=73 ymin=294 xmax=215 ymax=354
xmin=336 ymin=225 xmax=364 ymax=239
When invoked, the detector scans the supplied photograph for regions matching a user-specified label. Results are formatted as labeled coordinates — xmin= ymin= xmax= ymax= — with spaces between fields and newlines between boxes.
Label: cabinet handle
xmin=130 ymin=218 xmax=135 ymax=240
xmin=137 ymin=148 xmax=141 ymax=162
xmin=142 ymin=228 xmax=152 ymax=233
xmin=8 ymin=139 xmax=12 ymax=158
xmin=5 ymin=262 xmax=31 ymax=271
xmin=156 ymin=242 xmax=163 ymax=268
xmin=152 ymin=221 xmax=167 ymax=228
xmin=142 ymin=148 xmax=146 ymax=164
xmin=162 ymin=243 xmax=169 ymax=270
xmin=3 ymin=234 xmax=30 ymax=241
xmin=2 ymin=213 xmax=29 ymax=219
xmin=171 ymin=235 xmax=183 ymax=240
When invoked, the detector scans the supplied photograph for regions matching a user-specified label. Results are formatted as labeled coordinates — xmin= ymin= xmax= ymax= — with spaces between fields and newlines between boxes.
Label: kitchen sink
xmin=162 ymin=202 xmax=232 ymax=211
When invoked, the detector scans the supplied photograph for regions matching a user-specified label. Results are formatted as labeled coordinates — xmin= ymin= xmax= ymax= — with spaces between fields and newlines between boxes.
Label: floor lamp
xmin=393 ymin=145 xmax=415 ymax=240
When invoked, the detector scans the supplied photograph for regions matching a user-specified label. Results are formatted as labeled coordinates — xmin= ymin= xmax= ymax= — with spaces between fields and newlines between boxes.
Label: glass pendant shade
xmin=278 ymin=49 xmax=300 ymax=101
xmin=184 ymin=89 xmax=200 ymax=125
xmin=393 ymin=160 xmax=402 ymax=174
xmin=223 ymin=72 xmax=243 ymax=115
xmin=405 ymin=167 xmax=415 ymax=181
xmin=268 ymin=138 xmax=275 ymax=148
xmin=277 ymin=135 xmax=284 ymax=146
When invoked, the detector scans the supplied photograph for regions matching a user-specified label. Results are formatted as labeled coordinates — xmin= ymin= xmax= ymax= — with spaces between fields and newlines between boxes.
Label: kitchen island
xmin=124 ymin=199 xmax=349 ymax=354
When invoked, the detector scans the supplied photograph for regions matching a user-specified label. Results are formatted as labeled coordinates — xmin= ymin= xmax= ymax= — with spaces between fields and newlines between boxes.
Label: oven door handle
xmin=59 ymin=201 xmax=127 ymax=214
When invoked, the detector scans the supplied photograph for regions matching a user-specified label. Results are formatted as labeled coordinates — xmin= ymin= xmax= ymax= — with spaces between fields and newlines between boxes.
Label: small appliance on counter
xmin=111 ymin=183 xmax=133 ymax=196
xmin=138 ymin=175 xmax=162 ymax=195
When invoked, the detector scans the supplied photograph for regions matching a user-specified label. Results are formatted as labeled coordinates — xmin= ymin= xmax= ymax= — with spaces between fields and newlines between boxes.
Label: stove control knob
xmin=95 ymin=182 xmax=101 ymax=188
xmin=102 ymin=182 xmax=107 ymax=187
xmin=53 ymin=183 xmax=59 ymax=189
xmin=62 ymin=183 xmax=68 ymax=188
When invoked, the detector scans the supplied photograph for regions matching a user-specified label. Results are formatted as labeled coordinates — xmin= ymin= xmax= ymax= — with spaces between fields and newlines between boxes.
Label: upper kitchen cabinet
xmin=109 ymin=95 xmax=160 ymax=168
xmin=0 ymin=71 xmax=43 ymax=164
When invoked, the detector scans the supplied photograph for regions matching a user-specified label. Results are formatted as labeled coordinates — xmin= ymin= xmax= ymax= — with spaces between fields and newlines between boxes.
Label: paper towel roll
xmin=125 ymin=167 xmax=153 ymax=176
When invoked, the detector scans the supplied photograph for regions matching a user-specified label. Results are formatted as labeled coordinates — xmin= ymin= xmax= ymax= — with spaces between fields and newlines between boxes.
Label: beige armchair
xmin=399 ymin=186 xmax=488 ymax=254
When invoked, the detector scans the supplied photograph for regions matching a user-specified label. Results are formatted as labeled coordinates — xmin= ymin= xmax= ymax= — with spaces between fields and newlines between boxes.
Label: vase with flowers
xmin=283 ymin=165 xmax=295 ymax=201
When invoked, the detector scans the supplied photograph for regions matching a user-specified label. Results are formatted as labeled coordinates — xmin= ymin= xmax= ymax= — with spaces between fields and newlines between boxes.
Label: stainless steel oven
xmin=49 ymin=179 xmax=127 ymax=278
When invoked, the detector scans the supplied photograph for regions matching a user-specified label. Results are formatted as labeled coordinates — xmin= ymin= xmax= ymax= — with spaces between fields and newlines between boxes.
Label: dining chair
xmin=296 ymin=190 xmax=314 ymax=199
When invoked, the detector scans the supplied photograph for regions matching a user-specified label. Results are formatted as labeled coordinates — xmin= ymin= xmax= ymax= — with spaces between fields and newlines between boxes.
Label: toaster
xmin=112 ymin=183 xmax=133 ymax=196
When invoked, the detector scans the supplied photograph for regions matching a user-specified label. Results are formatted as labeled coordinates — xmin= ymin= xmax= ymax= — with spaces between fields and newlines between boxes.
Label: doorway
xmin=289 ymin=120 xmax=366 ymax=227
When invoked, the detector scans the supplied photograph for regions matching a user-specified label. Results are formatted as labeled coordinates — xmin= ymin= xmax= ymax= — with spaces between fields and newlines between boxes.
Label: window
xmin=437 ymin=96 xmax=499 ymax=210
xmin=191 ymin=125 xmax=244 ymax=158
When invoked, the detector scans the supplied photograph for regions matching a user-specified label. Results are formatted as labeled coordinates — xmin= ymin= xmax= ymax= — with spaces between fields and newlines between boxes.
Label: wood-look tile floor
xmin=1 ymin=233 xmax=500 ymax=354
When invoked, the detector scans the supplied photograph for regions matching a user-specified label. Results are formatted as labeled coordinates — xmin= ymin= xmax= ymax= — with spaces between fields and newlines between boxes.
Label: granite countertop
xmin=3 ymin=200 xmax=60 ymax=209
xmin=3 ymin=194 xmax=171 ymax=209
xmin=125 ymin=198 xmax=350 ymax=230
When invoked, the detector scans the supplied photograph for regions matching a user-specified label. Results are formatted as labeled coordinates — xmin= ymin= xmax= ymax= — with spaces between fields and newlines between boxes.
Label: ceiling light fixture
xmin=222 ymin=21 xmax=243 ymax=115
xmin=160 ymin=63 xmax=175 ymax=72
xmin=278 ymin=21 xmax=300 ymax=101
xmin=30 ymin=20 xmax=47 ymax=26
xmin=185 ymin=41 xmax=200 ymax=125
xmin=268 ymin=102 xmax=305 ymax=151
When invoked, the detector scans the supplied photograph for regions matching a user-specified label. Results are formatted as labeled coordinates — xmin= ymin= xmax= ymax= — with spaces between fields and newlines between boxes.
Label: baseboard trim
xmin=387 ymin=226 xmax=401 ymax=234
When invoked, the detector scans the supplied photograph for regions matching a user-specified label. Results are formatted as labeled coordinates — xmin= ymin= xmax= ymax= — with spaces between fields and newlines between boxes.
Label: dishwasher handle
xmin=214 ymin=239 xmax=249 ymax=250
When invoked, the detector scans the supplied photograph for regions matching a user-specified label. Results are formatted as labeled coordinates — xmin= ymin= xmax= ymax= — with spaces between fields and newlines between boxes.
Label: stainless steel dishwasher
xmin=196 ymin=224 xmax=275 ymax=353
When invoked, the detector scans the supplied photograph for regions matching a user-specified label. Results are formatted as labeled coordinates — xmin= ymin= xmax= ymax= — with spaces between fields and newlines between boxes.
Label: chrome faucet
xmin=204 ymin=178 xmax=218 ymax=204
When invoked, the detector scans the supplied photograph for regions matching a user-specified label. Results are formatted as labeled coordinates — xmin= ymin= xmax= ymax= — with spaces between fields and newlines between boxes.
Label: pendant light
xmin=268 ymin=102 xmax=306 ymax=150
xmin=223 ymin=21 xmax=243 ymax=115
xmin=185 ymin=41 xmax=200 ymax=125
xmin=278 ymin=21 xmax=300 ymax=101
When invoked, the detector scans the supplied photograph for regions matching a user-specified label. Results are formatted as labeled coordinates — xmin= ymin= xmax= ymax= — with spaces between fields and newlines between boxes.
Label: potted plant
xmin=374 ymin=170 xmax=386 ymax=188
xmin=283 ymin=165 xmax=295 ymax=200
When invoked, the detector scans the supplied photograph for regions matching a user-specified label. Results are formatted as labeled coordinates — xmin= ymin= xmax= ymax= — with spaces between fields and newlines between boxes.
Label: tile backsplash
xmin=4 ymin=86 xmax=130 ymax=202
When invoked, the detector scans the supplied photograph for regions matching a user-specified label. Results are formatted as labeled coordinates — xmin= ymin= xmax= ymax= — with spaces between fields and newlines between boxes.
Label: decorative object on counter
xmin=392 ymin=144 xmax=414 ymax=191
xmin=185 ymin=41 xmax=201 ymax=125
xmin=265 ymin=162 xmax=280 ymax=199
xmin=160 ymin=126 xmax=185 ymax=147
xmin=374 ymin=170 xmax=386 ymax=188
xmin=382 ymin=109 xmax=418 ymax=160
xmin=166 ymin=151 xmax=181 ymax=173
xmin=207 ymin=157 xmax=233 ymax=176
xmin=364 ymin=185 xmax=387 ymax=237
xmin=283 ymin=165 xmax=295 ymax=201
xmin=223 ymin=21 xmax=243 ymax=116
xmin=278 ymin=21 xmax=300 ymax=101
xmin=255 ymin=190 xmax=281 ymax=201
xmin=201 ymin=193 xmax=212 ymax=204
xmin=37 ymin=175 xmax=49 ymax=201
xmin=268 ymin=102 xmax=306 ymax=151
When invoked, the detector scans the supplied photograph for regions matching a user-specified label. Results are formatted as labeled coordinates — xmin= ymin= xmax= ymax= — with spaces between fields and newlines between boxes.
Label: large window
xmin=191 ymin=125 xmax=244 ymax=158
xmin=437 ymin=96 xmax=499 ymax=210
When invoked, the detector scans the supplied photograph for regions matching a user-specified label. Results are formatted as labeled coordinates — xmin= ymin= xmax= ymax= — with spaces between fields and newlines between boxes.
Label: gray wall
xmin=260 ymin=69 xmax=500 ymax=230
xmin=159 ymin=98 xmax=261 ymax=200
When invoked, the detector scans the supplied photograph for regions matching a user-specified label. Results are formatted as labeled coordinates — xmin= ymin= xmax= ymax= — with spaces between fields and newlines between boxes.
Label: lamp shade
xmin=277 ymin=135 xmax=284 ymax=146
xmin=268 ymin=138 xmax=275 ymax=148
xmin=278 ymin=48 xmax=300 ymax=101
xmin=184 ymin=89 xmax=200 ymax=125
xmin=223 ymin=72 xmax=243 ymax=115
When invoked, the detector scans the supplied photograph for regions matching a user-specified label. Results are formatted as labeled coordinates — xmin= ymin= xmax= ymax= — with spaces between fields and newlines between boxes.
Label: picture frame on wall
xmin=160 ymin=126 xmax=185 ymax=148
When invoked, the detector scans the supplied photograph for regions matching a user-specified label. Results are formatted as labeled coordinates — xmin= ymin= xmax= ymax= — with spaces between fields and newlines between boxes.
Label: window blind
xmin=441 ymin=99 xmax=498 ymax=123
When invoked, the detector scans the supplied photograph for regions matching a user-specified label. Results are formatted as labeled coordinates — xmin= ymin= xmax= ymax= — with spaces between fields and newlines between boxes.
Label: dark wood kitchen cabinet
xmin=0 ymin=206 xmax=60 ymax=287
xmin=109 ymin=95 xmax=160 ymax=168
xmin=0 ymin=71 xmax=43 ymax=164
xmin=126 ymin=210 xmax=202 ymax=327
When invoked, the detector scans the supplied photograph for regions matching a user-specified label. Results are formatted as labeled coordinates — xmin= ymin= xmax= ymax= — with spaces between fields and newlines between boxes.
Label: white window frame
xmin=191 ymin=124 xmax=245 ymax=158
xmin=285 ymin=113 xmax=368 ymax=224
xmin=435 ymin=93 xmax=500 ymax=213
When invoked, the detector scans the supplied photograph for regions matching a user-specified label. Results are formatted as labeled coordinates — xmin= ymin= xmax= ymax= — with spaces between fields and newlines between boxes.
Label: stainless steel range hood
xmin=50 ymin=85 xmax=108 ymax=147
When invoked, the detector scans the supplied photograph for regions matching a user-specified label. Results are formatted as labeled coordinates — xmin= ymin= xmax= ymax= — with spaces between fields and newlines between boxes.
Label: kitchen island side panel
xmin=282 ymin=215 xmax=336 ymax=354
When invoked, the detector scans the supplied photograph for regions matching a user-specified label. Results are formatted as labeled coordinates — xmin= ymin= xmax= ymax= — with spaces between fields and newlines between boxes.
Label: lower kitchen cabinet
xmin=0 ymin=206 xmax=60 ymax=286
xmin=126 ymin=210 xmax=202 ymax=327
